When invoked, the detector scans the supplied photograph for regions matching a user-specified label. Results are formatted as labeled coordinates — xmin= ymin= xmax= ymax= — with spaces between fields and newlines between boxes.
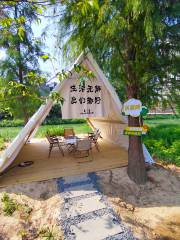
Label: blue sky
xmin=32 ymin=16 xmax=63 ymax=79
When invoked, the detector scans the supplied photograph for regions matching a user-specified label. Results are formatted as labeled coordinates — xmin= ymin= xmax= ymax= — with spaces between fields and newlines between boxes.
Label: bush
xmin=47 ymin=127 xmax=64 ymax=137
xmin=144 ymin=114 xmax=179 ymax=120
xmin=1 ymin=193 xmax=32 ymax=219
xmin=0 ymin=138 xmax=5 ymax=150
xmin=143 ymin=123 xmax=180 ymax=166
xmin=0 ymin=118 xmax=87 ymax=127
xmin=0 ymin=119 xmax=24 ymax=127
xmin=42 ymin=118 xmax=86 ymax=125
xmin=1 ymin=193 xmax=17 ymax=216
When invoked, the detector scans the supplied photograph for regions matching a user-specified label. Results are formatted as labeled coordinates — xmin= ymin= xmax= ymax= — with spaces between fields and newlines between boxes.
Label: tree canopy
xmin=56 ymin=0 xmax=180 ymax=183
xmin=0 ymin=2 xmax=50 ymax=123
xmin=58 ymin=0 xmax=180 ymax=112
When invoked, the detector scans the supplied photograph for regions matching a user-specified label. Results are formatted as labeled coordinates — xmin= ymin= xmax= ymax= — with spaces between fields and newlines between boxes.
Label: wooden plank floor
xmin=0 ymin=138 xmax=128 ymax=187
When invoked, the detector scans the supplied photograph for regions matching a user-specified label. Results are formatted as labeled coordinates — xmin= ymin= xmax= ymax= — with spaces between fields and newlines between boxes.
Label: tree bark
xmin=127 ymin=115 xmax=147 ymax=184
xmin=123 ymin=19 xmax=147 ymax=184
xmin=127 ymin=85 xmax=147 ymax=184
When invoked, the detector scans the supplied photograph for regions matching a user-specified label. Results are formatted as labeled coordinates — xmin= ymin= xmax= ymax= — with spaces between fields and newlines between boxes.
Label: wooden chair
xmin=88 ymin=129 xmax=101 ymax=152
xmin=64 ymin=128 xmax=75 ymax=139
xmin=46 ymin=134 xmax=64 ymax=158
xmin=74 ymin=138 xmax=92 ymax=158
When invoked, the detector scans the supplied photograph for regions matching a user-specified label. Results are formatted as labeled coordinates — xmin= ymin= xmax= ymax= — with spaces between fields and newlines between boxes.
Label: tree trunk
xmin=123 ymin=17 xmax=147 ymax=184
xmin=127 ymin=116 xmax=147 ymax=184
xmin=127 ymin=85 xmax=147 ymax=184
xmin=15 ymin=5 xmax=28 ymax=125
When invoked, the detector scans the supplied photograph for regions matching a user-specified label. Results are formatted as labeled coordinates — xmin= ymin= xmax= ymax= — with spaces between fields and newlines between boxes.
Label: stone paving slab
xmin=63 ymin=174 xmax=90 ymax=185
xmin=63 ymin=183 xmax=98 ymax=199
xmin=70 ymin=215 xmax=123 ymax=240
xmin=57 ymin=172 xmax=135 ymax=240
xmin=66 ymin=195 xmax=106 ymax=218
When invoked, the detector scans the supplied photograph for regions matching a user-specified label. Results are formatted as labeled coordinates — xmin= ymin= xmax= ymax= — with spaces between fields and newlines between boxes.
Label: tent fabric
xmin=60 ymin=76 xmax=111 ymax=119
xmin=0 ymin=51 xmax=154 ymax=173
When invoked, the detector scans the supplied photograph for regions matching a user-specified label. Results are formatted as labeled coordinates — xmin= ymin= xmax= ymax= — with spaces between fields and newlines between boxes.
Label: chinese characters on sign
xmin=122 ymin=98 xmax=142 ymax=117
xmin=70 ymin=84 xmax=102 ymax=116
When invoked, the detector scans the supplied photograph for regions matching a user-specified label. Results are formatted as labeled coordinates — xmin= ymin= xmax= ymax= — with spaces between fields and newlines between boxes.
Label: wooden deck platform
xmin=0 ymin=138 xmax=128 ymax=187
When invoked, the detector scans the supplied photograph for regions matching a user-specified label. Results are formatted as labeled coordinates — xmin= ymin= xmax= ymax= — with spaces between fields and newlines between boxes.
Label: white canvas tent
xmin=0 ymin=51 xmax=154 ymax=173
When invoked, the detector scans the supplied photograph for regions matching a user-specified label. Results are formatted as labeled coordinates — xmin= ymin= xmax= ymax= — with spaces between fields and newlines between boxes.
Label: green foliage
xmin=43 ymin=118 xmax=86 ymax=125
xmin=0 ymin=137 xmax=5 ymax=150
xmin=144 ymin=114 xmax=179 ymax=120
xmin=17 ymin=203 xmax=32 ymax=220
xmin=143 ymin=123 xmax=180 ymax=166
xmin=1 ymin=193 xmax=17 ymax=216
xmin=0 ymin=118 xmax=86 ymax=127
xmin=0 ymin=126 xmax=22 ymax=141
xmin=1 ymin=193 xmax=32 ymax=219
xmin=58 ymin=0 xmax=180 ymax=110
xmin=0 ymin=2 xmax=49 ymax=123
xmin=38 ymin=226 xmax=58 ymax=240
xmin=47 ymin=127 xmax=64 ymax=137
xmin=0 ymin=119 xmax=24 ymax=127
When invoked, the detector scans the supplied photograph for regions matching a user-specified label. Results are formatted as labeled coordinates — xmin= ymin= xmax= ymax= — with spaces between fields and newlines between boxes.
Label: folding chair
xmin=74 ymin=138 xmax=93 ymax=159
xmin=46 ymin=134 xmax=64 ymax=158
xmin=64 ymin=128 xmax=75 ymax=139
xmin=88 ymin=129 xmax=101 ymax=151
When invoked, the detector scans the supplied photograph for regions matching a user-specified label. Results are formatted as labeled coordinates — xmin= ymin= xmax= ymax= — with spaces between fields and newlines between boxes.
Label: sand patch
xmin=0 ymin=179 xmax=63 ymax=240
xmin=97 ymin=165 xmax=180 ymax=240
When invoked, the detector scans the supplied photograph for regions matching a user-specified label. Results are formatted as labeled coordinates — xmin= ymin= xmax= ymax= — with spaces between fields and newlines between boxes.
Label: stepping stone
xmin=63 ymin=174 xmax=90 ymax=185
xmin=64 ymin=183 xmax=98 ymax=199
xmin=66 ymin=195 xmax=106 ymax=218
xmin=70 ymin=214 xmax=123 ymax=240
xmin=58 ymin=172 xmax=135 ymax=240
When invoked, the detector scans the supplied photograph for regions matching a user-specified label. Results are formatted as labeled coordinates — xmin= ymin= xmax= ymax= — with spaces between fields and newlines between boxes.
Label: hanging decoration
xmin=122 ymin=98 xmax=142 ymax=117
xmin=122 ymin=98 xmax=149 ymax=117
xmin=122 ymin=99 xmax=149 ymax=136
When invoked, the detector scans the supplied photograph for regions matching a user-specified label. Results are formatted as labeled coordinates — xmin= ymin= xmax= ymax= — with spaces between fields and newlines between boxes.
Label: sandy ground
xmin=0 ymin=179 xmax=63 ymax=240
xmin=0 ymin=162 xmax=179 ymax=240
xmin=97 ymin=165 xmax=180 ymax=240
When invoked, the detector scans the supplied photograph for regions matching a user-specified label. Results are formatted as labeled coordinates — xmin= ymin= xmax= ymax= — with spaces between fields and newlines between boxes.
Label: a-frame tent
xmin=0 ymin=51 xmax=153 ymax=173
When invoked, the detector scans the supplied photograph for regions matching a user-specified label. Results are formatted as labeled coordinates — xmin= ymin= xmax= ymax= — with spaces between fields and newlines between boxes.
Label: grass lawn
xmin=0 ymin=123 xmax=91 ymax=149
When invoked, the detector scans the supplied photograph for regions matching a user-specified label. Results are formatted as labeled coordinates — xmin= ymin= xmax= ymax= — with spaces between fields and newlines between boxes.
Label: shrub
xmin=38 ymin=226 xmax=62 ymax=240
xmin=1 ymin=193 xmax=17 ymax=216
xmin=1 ymin=193 xmax=33 ymax=219
xmin=42 ymin=118 xmax=86 ymax=125
xmin=0 ymin=138 xmax=5 ymax=150
xmin=47 ymin=127 xmax=64 ymax=137
xmin=0 ymin=119 xmax=24 ymax=127
xmin=0 ymin=118 xmax=87 ymax=127
xmin=144 ymin=123 xmax=180 ymax=166
xmin=17 ymin=203 xmax=33 ymax=220
xmin=144 ymin=114 xmax=179 ymax=120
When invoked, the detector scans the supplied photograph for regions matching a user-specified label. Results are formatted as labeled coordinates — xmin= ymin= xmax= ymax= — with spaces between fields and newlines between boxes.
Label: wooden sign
xmin=123 ymin=98 xmax=142 ymax=117
xmin=123 ymin=126 xmax=148 ymax=136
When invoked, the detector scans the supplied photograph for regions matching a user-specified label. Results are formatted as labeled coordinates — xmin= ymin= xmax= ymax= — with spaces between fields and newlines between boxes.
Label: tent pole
xmin=86 ymin=118 xmax=95 ymax=130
